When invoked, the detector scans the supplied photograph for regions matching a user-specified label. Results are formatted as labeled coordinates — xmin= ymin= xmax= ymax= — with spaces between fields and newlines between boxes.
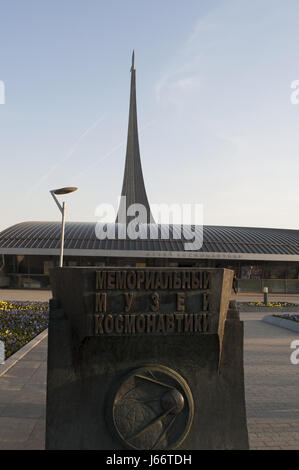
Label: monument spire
xmin=131 ymin=50 xmax=135 ymax=71
xmin=116 ymin=51 xmax=154 ymax=224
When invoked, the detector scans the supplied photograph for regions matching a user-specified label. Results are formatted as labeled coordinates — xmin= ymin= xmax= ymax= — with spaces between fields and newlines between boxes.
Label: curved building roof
xmin=1 ymin=221 xmax=299 ymax=261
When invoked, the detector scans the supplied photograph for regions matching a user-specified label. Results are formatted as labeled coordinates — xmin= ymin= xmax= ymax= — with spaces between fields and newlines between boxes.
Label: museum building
xmin=1 ymin=53 xmax=299 ymax=293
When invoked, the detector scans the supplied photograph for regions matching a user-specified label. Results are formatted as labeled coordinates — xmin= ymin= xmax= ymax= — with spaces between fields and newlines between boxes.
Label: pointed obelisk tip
xmin=131 ymin=50 xmax=135 ymax=71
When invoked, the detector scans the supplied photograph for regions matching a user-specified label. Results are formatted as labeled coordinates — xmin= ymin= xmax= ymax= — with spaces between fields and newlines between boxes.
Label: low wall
xmin=237 ymin=279 xmax=299 ymax=294
xmin=262 ymin=315 xmax=299 ymax=333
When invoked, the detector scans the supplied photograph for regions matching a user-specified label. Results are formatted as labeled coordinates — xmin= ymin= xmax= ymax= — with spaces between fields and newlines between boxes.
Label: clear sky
xmin=0 ymin=0 xmax=299 ymax=231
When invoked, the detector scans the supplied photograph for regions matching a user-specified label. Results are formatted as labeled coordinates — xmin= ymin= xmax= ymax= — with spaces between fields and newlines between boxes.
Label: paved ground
xmin=232 ymin=292 xmax=299 ymax=304
xmin=0 ymin=333 xmax=47 ymax=449
xmin=0 ymin=289 xmax=52 ymax=302
xmin=0 ymin=290 xmax=299 ymax=449
xmin=242 ymin=311 xmax=299 ymax=450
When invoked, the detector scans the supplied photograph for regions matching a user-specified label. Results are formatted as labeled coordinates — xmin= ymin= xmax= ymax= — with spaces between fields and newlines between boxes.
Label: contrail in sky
xmin=72 ymin=119 xmax=156 ymax=182
xmin=26 ymin=115 xmax=105 ymax=197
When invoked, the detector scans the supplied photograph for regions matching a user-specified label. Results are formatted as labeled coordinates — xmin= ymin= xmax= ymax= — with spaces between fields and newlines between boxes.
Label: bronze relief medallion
xmin=111 ymin=365 xmax=194 ymax=450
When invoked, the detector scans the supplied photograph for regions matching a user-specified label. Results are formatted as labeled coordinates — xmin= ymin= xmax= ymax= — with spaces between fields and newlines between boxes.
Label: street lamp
xmin=50 ymin=187 xmax=78 ymax=268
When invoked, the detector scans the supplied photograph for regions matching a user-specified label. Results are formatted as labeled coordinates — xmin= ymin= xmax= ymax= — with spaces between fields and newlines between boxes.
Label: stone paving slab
xmin=0 ymin=417 xmax=37 ymax=442
xmin=0 ymin=310 xmax=298 ymax=449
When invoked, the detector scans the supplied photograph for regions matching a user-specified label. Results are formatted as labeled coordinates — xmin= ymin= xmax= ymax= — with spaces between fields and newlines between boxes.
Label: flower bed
xmin=0 ymin=300 xmax=49 ymax=359
xmin=238 ymin=301 xmax=299 ymax=312
xmin=246 ymin=301 xmax=297 ymax=307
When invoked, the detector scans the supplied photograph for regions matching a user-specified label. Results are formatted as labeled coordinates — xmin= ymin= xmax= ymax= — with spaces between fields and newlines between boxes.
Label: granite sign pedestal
xmin=46 ymin=267 xmax=249 ymax=450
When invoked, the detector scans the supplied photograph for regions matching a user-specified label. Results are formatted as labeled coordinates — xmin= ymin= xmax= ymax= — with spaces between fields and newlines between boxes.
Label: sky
xmin=1 ymin=0 xmax=299 ymax=231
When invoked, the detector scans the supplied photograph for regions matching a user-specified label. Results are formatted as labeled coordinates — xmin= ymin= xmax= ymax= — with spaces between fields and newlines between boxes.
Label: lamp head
xmin=52 ymin=187 xmax=78 ymax=195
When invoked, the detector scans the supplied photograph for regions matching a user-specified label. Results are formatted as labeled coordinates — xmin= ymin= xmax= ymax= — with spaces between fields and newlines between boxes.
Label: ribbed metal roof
xmin=1 ymin=221 xmax=299 ymax=260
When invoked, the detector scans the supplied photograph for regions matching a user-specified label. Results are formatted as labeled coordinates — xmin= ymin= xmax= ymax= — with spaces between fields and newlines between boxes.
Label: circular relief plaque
xmin=112 ymin=365 xmax=194 ymax=450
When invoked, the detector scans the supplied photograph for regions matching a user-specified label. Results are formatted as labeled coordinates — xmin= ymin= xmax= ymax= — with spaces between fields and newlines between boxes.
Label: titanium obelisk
xmin=116 ymin=51 xmax=154 ymax=224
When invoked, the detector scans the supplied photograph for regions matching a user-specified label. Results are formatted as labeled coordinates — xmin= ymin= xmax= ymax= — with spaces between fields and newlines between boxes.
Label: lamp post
xmin=50 ymin=187 xmax=78 ymax=268
xmin=263 ymin=286 xmax=269 ymax=306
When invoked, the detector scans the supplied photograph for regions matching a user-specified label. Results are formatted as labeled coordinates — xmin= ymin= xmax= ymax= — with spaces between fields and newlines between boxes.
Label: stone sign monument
xmin=46 ymin=267 xmax=249 ymax=449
